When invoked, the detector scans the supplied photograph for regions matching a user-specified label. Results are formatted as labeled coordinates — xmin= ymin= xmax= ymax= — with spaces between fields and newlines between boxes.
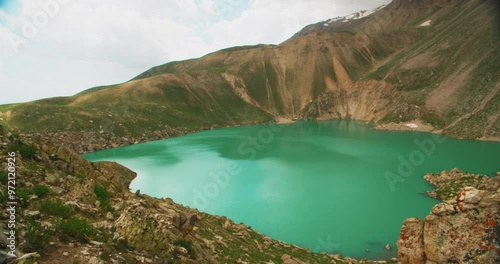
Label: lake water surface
xmin=83 ymin=120 xmax=500 ymax=259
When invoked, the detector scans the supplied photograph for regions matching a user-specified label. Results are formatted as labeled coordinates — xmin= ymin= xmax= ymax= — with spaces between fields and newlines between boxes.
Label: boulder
xmin=430 ymin=202 xmax=455 ymax=215
xmin=456 ymin=186 xmax=486 ymax=212
xmin=479 ymin=192 xmax=500 ymax=207
xmin=397 ymin=218 xmax=425 ymax=264
xmin=105 ymin=212 xmax=114 ymax=221
xmin=281 ymin=254 xmax=304 ymax=264
xmin=223 ymin=220 xmax=232 ymax=229
xmin=179 ymin=213 xmax=202 ymax=237
xmin=15 ymin=253 xmax=40 ymax=263
xmin=26 ymin=210 xmax=40 ymax=217
xmin=423 ymin=187 xmax=500 ymax=263
xmin=174 ymin=246 xmax=188 ymax=255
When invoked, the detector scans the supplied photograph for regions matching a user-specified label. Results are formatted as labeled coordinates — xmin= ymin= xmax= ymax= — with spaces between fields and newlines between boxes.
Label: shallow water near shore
xmin=84 ymin=120 xmax=500 ymax=259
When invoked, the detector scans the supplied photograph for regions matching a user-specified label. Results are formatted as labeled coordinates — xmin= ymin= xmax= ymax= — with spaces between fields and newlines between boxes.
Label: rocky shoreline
xmin=376 ymin=120 xmax=500 ymax=143
xmin=374 ymin=120 xmax=435 ymax=133
xmin=14 ymin=121 xmax=264 ymax=155
xmin=13 ymin=117 xmax=500 ymax=157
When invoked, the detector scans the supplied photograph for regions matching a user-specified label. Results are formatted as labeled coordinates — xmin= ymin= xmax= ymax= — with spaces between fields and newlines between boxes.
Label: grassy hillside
xmin=1 ymin=73 xmax=273 ymax=136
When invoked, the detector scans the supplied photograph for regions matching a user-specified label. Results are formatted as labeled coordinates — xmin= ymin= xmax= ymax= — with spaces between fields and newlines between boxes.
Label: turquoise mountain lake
xmin=83 ymin=120 xmax=500 ymax=259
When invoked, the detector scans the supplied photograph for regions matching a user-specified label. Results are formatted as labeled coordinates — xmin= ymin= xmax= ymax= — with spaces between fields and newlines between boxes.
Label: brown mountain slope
xmin=0 ymin=0 xmax=499 ymax=152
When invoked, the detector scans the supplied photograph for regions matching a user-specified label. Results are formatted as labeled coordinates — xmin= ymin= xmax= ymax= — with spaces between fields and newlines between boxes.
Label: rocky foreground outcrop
xmin=397 ymin=169 xmax=500 ymax=263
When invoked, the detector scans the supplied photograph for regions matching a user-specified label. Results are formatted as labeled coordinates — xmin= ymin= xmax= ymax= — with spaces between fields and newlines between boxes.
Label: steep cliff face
xmin=299 ymin=80 xmax=398 ymax=121
xmin=397 ymin=170 xmax=500 ymax=264
xmin=134 ymin=31 xmax=410 ymax=120
xmin=1 ymin=0 xmax=498 ymax=152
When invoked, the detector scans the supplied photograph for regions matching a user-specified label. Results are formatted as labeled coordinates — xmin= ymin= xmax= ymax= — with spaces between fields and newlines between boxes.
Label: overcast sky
xmin=0 ymin=0 xmax=389 ymax=104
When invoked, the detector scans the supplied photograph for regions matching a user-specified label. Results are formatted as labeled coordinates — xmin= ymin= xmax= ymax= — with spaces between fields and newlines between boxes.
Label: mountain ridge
xmin=2 ymin=0 xmax=498 ymax=149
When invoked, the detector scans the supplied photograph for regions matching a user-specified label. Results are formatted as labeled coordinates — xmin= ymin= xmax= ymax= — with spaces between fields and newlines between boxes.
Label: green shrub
xmin=100 ymin=245 xmax=113 ymax=261
xmin=12 ymin=143 xmax=36 ymax=159
xmin=32 ymin=185 xmax=50 ymax=198
xmin=94 ymin=185 xmax=111 ymax=211
xmin=24 ymin=218 xmax=54 ymax=251
xmin=40 ymin=200 xmax=74 ymax=219
xmin=94 ymin=185 xmax=109 ymax=200
xmin=0 ymin=171 xmax=7 ymax=185
xmin=75 ymin=173 xmax=86 ymax=179
xmin=17 ymin=188 xmax=30 ymax=205
xmin=0 ymin=190 xmax=6 ymax=205
xmin=60 ymin=217 xmax=96 ymax=243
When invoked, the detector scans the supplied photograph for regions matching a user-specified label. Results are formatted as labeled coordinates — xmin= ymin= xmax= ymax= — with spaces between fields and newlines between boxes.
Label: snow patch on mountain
xmin=322 ymin=3 xmax=388 ymax=27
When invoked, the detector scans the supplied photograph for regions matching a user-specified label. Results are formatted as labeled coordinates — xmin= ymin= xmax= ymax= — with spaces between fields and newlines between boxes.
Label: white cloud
xmin=0 ymin=0 xmax=389 ymax=104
